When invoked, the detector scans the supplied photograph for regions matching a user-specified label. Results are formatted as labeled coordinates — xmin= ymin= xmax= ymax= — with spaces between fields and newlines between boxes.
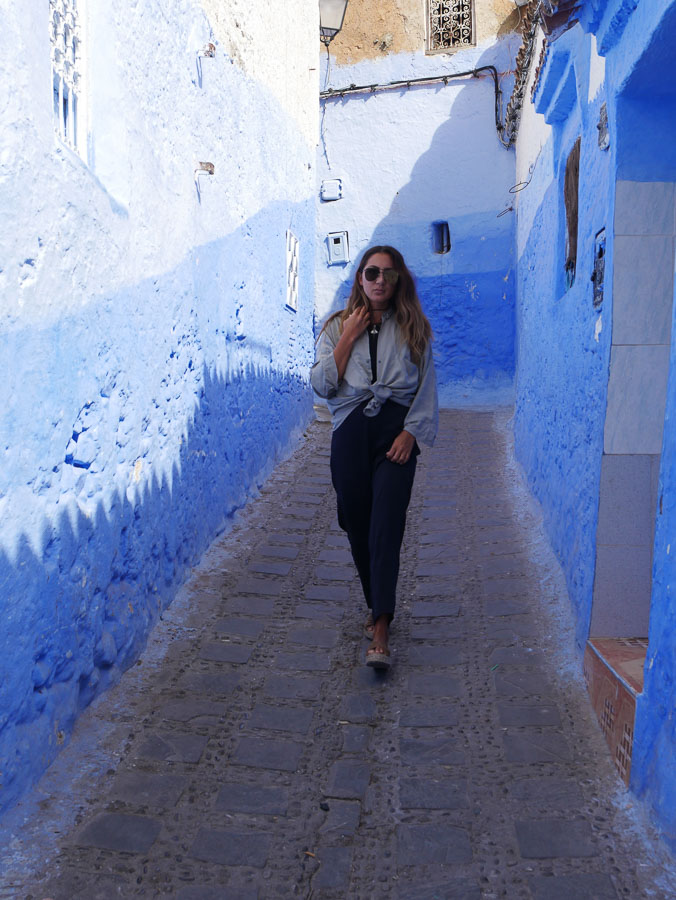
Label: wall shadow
xmin=0 ymin=196 xmax=315 ymax=816
xmin=316 ymin=40 xmax=517 ymax=405
xmin=0 ymin=361 xmax=312 ymax=814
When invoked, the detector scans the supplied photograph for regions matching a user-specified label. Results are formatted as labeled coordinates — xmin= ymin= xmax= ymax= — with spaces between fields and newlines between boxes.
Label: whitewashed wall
xmin=0 ymin=0 xmax=318 ymax=814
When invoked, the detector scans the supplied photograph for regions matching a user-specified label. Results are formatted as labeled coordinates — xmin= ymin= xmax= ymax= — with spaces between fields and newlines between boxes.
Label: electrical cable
xmin=509 ymin=178 xmax=531 ymax=192
xmin=318 ymin=0 xmax=549 ymax=150
xmin=501 ymin=0 xmax=545 ymax=146
xmin=320 ymin=65 xmax=510 ymax=148
xmin=320 ymin=42 xmax=332 ymax=168
xmin=323 ymin=40 xmax=332 ymax=90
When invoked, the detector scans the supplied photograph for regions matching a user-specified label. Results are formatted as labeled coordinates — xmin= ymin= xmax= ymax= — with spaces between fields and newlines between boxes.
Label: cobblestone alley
xmin=3 ymin=410 xmax=675 ymax=900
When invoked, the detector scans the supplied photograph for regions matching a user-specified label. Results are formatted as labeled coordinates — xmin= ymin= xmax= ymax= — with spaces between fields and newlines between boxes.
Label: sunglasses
xmin=363 ymin=266 xmax=399 ymax=285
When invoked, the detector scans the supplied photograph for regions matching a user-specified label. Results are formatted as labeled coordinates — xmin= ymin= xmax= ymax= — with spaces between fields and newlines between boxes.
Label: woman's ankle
xmin=372 ymin=615 xmax=389 ymax=642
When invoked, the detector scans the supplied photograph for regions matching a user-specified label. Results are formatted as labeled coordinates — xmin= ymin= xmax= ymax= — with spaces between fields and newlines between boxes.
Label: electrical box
xmin=321 ymin=178 xmax=343 ymax=202
xmin=591 ymin=227 xmax=605 ymax=309
xmin=597 ymin=103 xmax=610 ymax=151
xmin=327 ymin=231 xmax=349 ymax=265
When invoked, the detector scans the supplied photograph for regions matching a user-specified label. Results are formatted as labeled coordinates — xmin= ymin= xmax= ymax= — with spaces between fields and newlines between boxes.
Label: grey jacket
xmin=310 ymin=308 xmax=439 ymax=447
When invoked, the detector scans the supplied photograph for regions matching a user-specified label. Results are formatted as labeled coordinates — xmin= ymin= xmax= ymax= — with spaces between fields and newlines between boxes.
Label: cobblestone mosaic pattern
xmin=8 ymin=411 xmax=676 ymax=898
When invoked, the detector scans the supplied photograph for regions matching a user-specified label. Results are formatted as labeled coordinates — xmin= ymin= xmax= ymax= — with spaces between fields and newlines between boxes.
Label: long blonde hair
xmin=320 ymin=245 xmax=432 ymax=366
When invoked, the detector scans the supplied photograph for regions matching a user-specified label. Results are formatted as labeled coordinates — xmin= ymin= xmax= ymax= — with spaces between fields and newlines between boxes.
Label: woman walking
xmin=311 ymin=246 xmax=438 ymax=669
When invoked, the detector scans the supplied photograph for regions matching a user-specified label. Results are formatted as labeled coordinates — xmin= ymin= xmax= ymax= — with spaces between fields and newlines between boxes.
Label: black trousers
xmin=330 ymin=400 xmax=418 ymax=622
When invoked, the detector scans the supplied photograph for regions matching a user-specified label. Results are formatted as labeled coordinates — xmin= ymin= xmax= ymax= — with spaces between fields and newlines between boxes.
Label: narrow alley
xmin=3 ymin=411 xmax=674 ymax=899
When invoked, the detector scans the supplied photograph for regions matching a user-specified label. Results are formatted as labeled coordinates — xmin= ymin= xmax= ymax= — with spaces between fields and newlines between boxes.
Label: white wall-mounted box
xmin=321 ymin=178 xmax=343 ymax=201
xmin=327 ymin=231 xmax=349 ymax=265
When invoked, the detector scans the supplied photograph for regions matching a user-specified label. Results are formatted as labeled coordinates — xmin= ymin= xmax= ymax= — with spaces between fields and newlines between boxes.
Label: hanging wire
xmin=509 ymin=179 xmax=531 ymax=193
xmin=501 ymin=0 xmax=545 ymax=146
xmin=323 ymin=40 xmax=332 ymax=90
xmin=320 ymin=42 xmax=332 ymax=168
xmin=498 ymin=163 xmax=533 ymax=215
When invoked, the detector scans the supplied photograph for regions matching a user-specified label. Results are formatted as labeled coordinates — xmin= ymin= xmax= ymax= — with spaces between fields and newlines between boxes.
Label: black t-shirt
xmin=368 ymin=327 xmax=379 ymax=383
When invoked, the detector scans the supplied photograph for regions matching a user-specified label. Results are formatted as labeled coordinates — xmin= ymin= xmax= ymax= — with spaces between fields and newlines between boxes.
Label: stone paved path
xmin=4 ymin=410 xmax=676 ymax=899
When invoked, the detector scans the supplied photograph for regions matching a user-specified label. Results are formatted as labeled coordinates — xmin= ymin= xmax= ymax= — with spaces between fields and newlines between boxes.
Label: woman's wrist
xmin=339 ymin=327 xmax=359 ymax=348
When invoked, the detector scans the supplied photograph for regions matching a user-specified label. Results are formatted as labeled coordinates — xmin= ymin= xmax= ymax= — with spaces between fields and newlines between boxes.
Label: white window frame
xmin=286 ymin=230 xmax=300 ymax=313
xmin=425 ymin=0 xmax=476 ymax=54
xmin=50 ymin=0 xmax=87 ymax=158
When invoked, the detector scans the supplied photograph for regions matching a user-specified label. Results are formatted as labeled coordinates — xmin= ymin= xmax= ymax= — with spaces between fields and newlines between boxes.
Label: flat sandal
xmin=366 ymin=642 xmax=391 ymax=670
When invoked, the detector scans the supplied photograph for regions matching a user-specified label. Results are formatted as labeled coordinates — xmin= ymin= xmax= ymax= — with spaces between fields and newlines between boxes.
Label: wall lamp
xmin=319 ymin=0 xmax=348 ymax=46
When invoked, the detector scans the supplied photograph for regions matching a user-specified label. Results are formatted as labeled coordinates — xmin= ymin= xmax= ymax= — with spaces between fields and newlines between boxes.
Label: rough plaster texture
xmin=0 ymin=0 xmax=317 ymax=814
xmin=199 ymin=0 xmax=318 ymax=149
xmin=515 ymin=19 xmax=612 ymax=647
xmin=316 ymin=35 xmax=519 ymax=404
xmin=514 ymin=0 xmax=676 ymax=851
xmin=329 ymin=0 xmax=519 ymax=64
xmin=513 ymin=19 xmax=611 ymax=660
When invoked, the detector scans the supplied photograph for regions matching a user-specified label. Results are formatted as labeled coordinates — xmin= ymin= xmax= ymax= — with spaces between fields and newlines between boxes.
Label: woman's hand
xmin=386 ymin=429 xmax=416 ymax=465
xmin=333 ymin=307 xmax=370 ymax=381
xmin=342 ymin=307 xmax=370 ymax=342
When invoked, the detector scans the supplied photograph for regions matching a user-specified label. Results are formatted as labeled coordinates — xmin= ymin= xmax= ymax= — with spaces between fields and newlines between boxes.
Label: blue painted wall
xmin=0 ymin=210 xmax=315 ymax=817
xmin=0 ymin=1 xmax=317 ymax=815
xmin=616 ymin=0 xmax=676 ymax=852
xmin=513 ymin=25 xmax=613 ymax=650
xmin=514 ymin=0 xmax=676 ymax=849
xmin=315 ymin=37 xmax=519 ymax=406
xmin=633 ymin=300 xmax=676 ymax=847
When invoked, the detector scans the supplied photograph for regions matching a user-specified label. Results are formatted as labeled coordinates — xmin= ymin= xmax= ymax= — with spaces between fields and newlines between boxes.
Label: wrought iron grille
xmin=50 ymin=0 xmax=83 ymax=153
xmin=428 ymin=0 xmax=474 ymax=52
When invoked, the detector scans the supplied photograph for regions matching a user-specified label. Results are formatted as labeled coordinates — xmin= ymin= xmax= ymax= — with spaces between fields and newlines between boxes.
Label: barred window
xmin=50 ymin=0 xmax=84 ymax=155
xmin=427 ymin=0 xmax=474 ymax=53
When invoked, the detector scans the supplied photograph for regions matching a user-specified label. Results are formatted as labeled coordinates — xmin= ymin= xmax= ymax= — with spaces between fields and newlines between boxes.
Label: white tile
xmin=591 ymin=545 xmax=652 ymax=636
xmin=615 ymin=180 xmax=674 ymax=236
xmin=604 ymin=345 xmax=670 ymax=454
xmin=612 ymin=235 xmax=674 ymax=345
xmin=596 ymin=454 xmax=654 ymax=547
